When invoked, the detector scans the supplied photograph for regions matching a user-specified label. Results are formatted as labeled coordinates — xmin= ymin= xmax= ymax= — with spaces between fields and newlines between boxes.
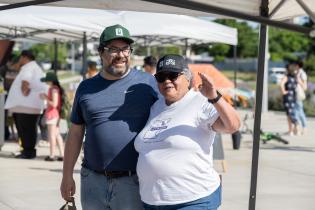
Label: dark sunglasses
xmin=154 ymin=72 xmax=183 ymax=83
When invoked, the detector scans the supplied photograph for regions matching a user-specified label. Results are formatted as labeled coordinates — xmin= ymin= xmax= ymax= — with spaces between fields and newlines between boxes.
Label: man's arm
xmin=60 ymin=123 xmax=85 ymax=201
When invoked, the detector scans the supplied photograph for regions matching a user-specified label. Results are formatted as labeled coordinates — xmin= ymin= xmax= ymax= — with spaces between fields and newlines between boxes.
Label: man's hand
xmin=21 ymin=80 xmax=30 ymax=96
xmin=60 ymin=176 xmax=76 ymax=202
xmin=198 ymin=72 xmax=217 ymax=99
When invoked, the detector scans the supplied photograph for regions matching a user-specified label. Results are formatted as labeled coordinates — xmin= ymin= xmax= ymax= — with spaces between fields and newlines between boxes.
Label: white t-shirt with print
xmin=135 ymin=89 xmax=221 ymax=205
xmin=5 ymin=61 xmax=46 ymax=111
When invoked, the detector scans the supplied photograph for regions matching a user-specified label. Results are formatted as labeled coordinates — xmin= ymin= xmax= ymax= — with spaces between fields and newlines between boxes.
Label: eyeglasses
xmin=103 ymin=46 xmax=133 ymax=56
xmin=154 ymin=72 xmax=183 ymax=83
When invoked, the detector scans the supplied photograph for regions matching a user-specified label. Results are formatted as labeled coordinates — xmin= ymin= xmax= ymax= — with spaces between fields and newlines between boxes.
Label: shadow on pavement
xmin=29 ymin=167 xmax=80 ymax=174
xmin=261 ymin=146 xmax=315 ymax=153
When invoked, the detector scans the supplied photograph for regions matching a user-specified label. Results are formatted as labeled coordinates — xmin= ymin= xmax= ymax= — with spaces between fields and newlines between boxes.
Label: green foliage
xmin=133 ymin=45 xmax=181 ymax=57
xmin=304 ymin=54 xmax=315 ymax=76
xmin=268 ymin=95 xmax=284 ymax=111
xmin=269 ymin=27 xmax=311 ymax=61
xmin=268 ymin=90 xmax=315 ymax=117
xmin=30 ymin=43 xmax=68 ymax=67
xmin=304 ymin=98 xmax=315 ymax=117
xmin=209 ymin=44 xmax=230 ymax=62
xmin=215 ymin=19 xmax=259 ymax=58
xmin=192 ymin=19 xmax=258 ymax=59
xmin=60 ymin=92 xmax=72 ymax=120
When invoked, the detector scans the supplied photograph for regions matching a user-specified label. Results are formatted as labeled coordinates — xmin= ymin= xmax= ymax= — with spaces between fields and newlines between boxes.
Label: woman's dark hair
xmin=51 ymin=80 xmax=65 ymax=111
xmin=286 ymin=63 xmax=298 ymax=76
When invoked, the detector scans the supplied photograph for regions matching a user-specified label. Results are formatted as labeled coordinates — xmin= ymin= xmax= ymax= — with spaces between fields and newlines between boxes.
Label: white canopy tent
xmin=0 ymin=6 xmax=237 ymax=45
xmin=0 ymin=0 xmax=314 ymax=35
xmin=1 ymin=1 xmax=315 ymax=210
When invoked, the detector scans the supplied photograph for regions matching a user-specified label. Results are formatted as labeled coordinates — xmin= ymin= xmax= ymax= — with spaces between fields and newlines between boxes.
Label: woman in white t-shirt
xmin=135 ymin=55 xmax=240 ymax=210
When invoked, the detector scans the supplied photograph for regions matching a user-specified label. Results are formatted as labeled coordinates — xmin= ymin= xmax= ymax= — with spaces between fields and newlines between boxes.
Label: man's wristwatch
xmin=208 ymin=91 xmax=222 ymax=104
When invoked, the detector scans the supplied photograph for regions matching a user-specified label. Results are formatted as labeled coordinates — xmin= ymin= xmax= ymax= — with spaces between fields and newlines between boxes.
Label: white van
xmin=269 ymin=67 xmax=286 ymax=84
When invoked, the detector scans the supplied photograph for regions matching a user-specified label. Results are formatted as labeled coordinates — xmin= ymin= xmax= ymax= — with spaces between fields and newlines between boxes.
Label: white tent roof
xmin=0 ymin=5 xmax=237 ymax=45
xmin=0 ymin=0 xmax=314 ymax=20
xmin=1 ymin=0 xmax=313 ymax=36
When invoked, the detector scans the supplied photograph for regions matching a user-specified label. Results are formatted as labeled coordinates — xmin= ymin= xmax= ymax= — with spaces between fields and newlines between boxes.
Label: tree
xmin=269 ymin=27 xmax=311 ymax=61
xmin=30 ymin=42 xmax=68 ymax=69
xmin=192 ymin=19 xmax=259 ymax=59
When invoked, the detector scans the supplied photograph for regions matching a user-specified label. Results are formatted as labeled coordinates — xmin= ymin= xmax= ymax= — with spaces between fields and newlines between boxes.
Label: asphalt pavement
xmin=0 ymin=110 xmax=314 ymax=210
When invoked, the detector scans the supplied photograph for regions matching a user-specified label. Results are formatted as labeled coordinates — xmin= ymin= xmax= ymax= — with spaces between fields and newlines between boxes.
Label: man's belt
xmin=94 ymin=170 xmax=136 ymax=178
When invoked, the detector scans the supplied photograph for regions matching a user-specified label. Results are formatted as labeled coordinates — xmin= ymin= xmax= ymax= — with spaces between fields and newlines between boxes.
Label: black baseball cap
xmin=156 ymin=54 xmax=189 ymax=74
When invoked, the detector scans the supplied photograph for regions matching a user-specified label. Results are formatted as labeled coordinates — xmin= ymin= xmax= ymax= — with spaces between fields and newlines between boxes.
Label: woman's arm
xmin=280 ymin=75 xmax=288 ymax=95
xmin=198 ymin=72 xmax=240 ymax=133
xmin=40 ymin=88 xmax=59 ymax=108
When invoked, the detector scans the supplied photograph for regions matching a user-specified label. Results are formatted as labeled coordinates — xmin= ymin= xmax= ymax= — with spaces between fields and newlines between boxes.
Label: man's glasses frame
xmin=103 ymin=46 xmax=133 ymax=56
xmin=154 ymin=72 xmax=183 ymax=83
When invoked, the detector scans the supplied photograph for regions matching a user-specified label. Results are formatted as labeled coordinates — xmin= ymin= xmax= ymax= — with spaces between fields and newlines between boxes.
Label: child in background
xmin=39 ymin=72 xmax=64 ymax=161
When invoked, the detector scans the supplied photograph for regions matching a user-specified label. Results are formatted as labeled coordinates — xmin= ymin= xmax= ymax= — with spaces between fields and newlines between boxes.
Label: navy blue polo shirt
xmin=71 ymin=69 xmax=158 ymax=171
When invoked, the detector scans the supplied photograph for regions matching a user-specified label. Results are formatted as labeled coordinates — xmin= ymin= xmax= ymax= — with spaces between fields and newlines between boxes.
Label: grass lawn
xmin=56 ymin=70 xmax=81 ymax=80
xmin=221 ymin=70 xmax=256 ymax=82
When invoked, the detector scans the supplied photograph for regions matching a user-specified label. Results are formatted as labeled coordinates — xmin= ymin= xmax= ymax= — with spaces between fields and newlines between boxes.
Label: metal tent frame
xmin=1 ymin=1 xmax=314 ymax=210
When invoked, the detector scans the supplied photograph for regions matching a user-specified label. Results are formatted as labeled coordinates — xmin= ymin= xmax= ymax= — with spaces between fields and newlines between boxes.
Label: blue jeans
xmin=143 ymin=185 xmax=221 ymax=210
xmin=295 ymin=101 xmax=307 ymax=128
xmin=80 ymin=167 xmax=143 ymax=210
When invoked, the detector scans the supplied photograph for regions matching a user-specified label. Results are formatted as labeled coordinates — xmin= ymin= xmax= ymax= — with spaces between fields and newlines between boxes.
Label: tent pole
xmin=233 ymin=45 xmax=237 ymax=102
xmin=145 ymin=36 xmax=151 ymax=56
xmin=184 ymin=38 xmax=188 ymax=57
xmin=248 ymin=1 xmax=268 ymax=209
xmin=54 ymin=38 xmax=58 ymax=73
xmin=81 ymin=32 xmax=87 ymax=78
xmin=0 ymin=0 xmax=64 ymax=11
xmin=71 ymin=42 xmax=75 ymax=73
xmin=295 ymin=0 xmax=315 ymax=22
xmin=147 ymin=46 xmax=151 ymax=56
xmin=143 ymin=0 xmax=311 ymax=35
xmin=262 ymin=28 xmax=269 ymax=113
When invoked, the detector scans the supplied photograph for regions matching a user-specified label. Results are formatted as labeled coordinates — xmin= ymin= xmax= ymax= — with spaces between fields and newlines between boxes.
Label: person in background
xmin=280 ymin=63 xmax=299 ymax=136
xmin=85 ymin=61 xmax=99 ymax=79
xmin=60 ymin=24 xmax=158 ymax=210
xmin=135 ymin=54 xmax=240 ymax=210
xmin=294 ymin=60 xmax=307 ymax=135
xmin=143 ymin=55 xmax=157 ymax=75
xmin=0 ymin=54 xmax=20 ymax=141
xmin=39 ymin=72 xmax=64 ymax=161
xmin=4 ymin=50 xmax=46 ymax=159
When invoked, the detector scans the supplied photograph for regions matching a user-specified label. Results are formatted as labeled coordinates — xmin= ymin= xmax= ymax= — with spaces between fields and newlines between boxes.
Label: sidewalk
xmin=0 ymin=110 xmax=314 ymax=210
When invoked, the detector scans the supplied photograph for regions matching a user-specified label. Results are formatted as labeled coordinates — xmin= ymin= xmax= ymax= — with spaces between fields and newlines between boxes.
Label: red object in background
xmin=0 ymin=40 xmax=15 ymax=66
xmin=189 ymin=64 xmax=235 ymax=106
xmin=189 ymin=64 xmax=234 ymax=89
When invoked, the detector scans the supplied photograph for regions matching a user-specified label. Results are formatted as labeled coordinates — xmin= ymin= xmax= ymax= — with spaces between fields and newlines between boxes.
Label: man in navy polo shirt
xmin=60 ymin=24 xmax=158 ymax=210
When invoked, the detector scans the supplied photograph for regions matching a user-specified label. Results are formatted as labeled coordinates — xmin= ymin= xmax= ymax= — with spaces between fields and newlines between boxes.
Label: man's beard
xmin=105 ymin=65 xmax=129 ymax=77
xmin=105 ymin=58 xmax=129 ymax=77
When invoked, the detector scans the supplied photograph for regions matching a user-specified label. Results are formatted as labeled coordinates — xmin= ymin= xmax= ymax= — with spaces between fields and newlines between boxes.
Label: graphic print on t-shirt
xmin=143 ymin=118 xmax=171 ymax=142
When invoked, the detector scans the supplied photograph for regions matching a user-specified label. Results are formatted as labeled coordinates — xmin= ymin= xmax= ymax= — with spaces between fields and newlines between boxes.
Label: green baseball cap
xmin=40 ymin=72 xmax=58 ymax=82
xmin=99 ymin=24 xmax=134 ymax=45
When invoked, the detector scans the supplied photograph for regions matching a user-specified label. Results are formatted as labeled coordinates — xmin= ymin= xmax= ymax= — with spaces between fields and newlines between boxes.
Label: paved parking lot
xmin=0 ymin=110 xmax=314 ymax=210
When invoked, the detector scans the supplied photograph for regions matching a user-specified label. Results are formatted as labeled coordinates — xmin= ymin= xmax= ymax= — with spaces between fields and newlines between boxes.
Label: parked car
xmin=269 ymin=67 xmax=286 ymax=84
